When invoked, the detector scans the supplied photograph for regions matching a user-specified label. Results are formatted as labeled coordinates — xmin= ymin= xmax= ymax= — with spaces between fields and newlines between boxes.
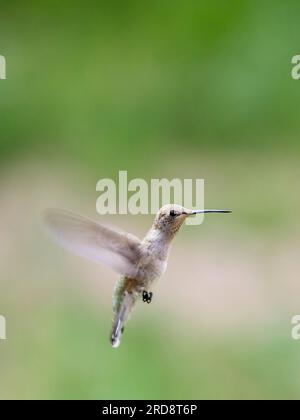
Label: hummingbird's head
xmin=153 ymin=204 xmax=192 ymax=237
xmin=153 ymin=204 xmax=231 ymax=238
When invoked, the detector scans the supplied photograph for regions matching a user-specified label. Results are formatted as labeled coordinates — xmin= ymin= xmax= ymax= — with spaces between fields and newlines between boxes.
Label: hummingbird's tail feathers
xmin=42 ymin=208 xmax=142 ymax=278
xmin=111 ymin=292 xmax=137 ymax=348
xmin=111 ymin=319 xmax=123 ymax=348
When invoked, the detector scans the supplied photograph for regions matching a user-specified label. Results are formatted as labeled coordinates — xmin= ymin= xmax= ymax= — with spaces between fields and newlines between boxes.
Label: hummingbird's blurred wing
xmin=43 ymin=209 xmax=142 ymax=278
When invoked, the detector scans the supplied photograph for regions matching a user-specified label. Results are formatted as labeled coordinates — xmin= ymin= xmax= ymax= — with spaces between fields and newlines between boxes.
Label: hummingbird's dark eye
xmin=170 ymin=210 xmax=176 ymax=217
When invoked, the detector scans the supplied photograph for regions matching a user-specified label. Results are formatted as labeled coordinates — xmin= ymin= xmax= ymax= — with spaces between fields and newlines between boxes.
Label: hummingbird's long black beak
xmin=191 ymin=209 xmax=232 ymax=215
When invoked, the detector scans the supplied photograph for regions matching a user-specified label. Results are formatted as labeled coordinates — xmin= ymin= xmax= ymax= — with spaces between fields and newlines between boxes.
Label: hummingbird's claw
xmin=142 ymin=291 xmax=153 ymax=304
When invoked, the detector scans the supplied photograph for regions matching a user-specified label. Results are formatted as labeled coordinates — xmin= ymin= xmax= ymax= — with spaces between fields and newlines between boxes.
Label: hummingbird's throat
xmin=153 ymin=218 xmax=185 ymax=240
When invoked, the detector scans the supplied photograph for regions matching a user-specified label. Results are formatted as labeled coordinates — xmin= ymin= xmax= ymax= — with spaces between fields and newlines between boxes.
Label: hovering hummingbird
xmin=43 ymin=205 xmax=231 ymax=348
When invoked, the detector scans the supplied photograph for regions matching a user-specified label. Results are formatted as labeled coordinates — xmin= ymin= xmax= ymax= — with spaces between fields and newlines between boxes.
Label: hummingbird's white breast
xmin=136 ymin=228 xmax=170 ymax=283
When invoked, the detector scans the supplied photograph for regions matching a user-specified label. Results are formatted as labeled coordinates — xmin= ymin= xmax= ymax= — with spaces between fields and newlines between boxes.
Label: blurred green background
xmin=1 ymin=0 xmax=300 ymax=399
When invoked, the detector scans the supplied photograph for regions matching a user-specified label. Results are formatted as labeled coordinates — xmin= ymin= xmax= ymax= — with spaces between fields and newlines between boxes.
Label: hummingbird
xmin=43 ymin=204 xmax=231 ymax=348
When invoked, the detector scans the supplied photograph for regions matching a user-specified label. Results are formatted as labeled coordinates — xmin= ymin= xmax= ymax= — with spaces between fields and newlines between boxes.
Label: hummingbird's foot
xmin=147 ymin=292 xmax=153 ymax=304
xmin=142 ymin=291 xmax=153 ymax=304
